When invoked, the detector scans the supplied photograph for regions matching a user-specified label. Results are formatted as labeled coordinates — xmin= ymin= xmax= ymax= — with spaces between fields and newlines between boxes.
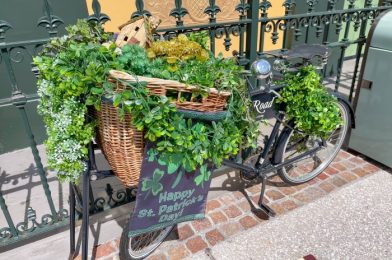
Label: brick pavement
xmin=74 ymin=150 xmax=382 ymax=260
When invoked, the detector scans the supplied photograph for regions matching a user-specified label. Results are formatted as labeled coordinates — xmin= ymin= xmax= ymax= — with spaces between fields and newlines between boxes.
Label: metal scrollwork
xmin=383 ymin=0 xmax=392 ymax=6
xmin=87 ymin=0 xmax=110 ymax=24
xmin=283 ymin=0 xmax=296 ymax=14
xmin=14 ymin=207 xmax=60 ymax=235
xmin=327 ymin=0 xmax=338 ymax=10
xmin=91 ymin=184 xmax=136 ymax=212
xmin=93 ymin=197 xmax=106 ymax=212
xmin=277 ymin=20 xmax=287 ymax=32
xmin=0 ymin=20 xmax=12 ymax=43
xmin=265 ymin=20 xmax=279 ymax=44
xmin=37 ymin=0 xmax=64 ymax=36
xmin=170 ymin=0 xmax=189 ymax=27
xmin=132 ymin=0 xmax=152 ymax=19
xmin=347 ymin=0 xmax=356 ymax=9
xmin=259 ymin=0 xmax=272 ymax=17
xmin=106 ymin=184 xmax=127 ymax=206
xmin=9 ymin=46 xmax=32 ymax=64
xmin=332 ymin=13 xmax=344 ymax=35
xmin=57 ymin=209 xmax=69 ymax=219
xmin=214 ymin=27 xmax=225 ymax=39
xmin=236 ymin=0 xmax=250 ymax=18
xmin=225 ymin=26 xmax=240 ymax=51
xmin=365 ymin=0 xmax=373 ymax=7
xmin=351 ymin=11 xmax=362 ymax=32
xmin=0 ymin=228 xmax=13 ymax=240
xmin=204 ymin=0 xmax=221 ymax=21
xmin=366 ymin=9 xmax=378 ymax=24
xmin=1 ymin=206 xmax=69 ymax=241
xmin=306 ymin=0 xmax=319 ymax=12
xmin=210 ymin=25 xmax=240 ymax=51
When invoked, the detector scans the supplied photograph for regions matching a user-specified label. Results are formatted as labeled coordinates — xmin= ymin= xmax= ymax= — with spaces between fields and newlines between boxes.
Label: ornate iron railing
xmin=0 ymin=0 xmax=391 ymax=249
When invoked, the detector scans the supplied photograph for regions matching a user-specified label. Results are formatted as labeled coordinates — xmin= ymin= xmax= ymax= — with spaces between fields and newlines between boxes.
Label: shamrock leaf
xmin=158 ymin=153 xmax=169 ymax=166
xmin=141 ymin=169 xmax=164 ymax=196
xmin=194 ymin=164 xmax=212 ymax=187
xmin=171 ymin=170 xmax=183 ymax=189
xmin=147 ymin=149 xmax=158 ymax=162
xmin=195 ymin=174 xmax=204 ymax=187
xmin=142 ymin=178 xmax=153 ymax=192
xmin=167 ymin=153 xmax=182 ymax=174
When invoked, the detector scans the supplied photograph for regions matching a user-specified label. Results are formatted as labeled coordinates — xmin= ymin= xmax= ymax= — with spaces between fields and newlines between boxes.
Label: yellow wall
xmin=86 ymin=0 xmax=285 ymax=54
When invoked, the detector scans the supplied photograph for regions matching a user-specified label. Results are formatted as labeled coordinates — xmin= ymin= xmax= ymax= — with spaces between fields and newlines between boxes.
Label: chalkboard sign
xmin=128 ymin=142 xmax=213 ymax=236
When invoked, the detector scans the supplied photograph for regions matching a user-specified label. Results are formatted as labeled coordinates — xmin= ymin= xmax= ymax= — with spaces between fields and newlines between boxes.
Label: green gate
xmin=1 ymin=0 xmax=391 ymax=250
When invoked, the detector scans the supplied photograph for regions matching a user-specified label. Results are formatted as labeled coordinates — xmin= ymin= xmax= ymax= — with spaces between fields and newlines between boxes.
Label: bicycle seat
xmin=282 ymin=44 xmax=331 ymax=60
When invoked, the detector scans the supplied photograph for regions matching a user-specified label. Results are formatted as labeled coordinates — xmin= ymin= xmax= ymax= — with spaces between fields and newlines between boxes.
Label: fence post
xmin=246 ymin=0 xmax=260 ymax=67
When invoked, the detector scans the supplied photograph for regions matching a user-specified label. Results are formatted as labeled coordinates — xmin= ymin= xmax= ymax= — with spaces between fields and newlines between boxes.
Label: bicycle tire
xmin=119 ymin=219 xmax=174 ymax=260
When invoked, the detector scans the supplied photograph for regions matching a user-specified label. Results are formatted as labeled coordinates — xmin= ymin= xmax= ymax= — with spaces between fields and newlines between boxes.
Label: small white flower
xmin=102 ymin=41 xmax=114 ymax=49
xmin=115 ymin=47 xmax=122 ymax=55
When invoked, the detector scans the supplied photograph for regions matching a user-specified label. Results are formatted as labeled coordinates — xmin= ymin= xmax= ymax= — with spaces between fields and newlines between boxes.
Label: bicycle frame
xmin=221 ymin=70 xmax=326 ymax=216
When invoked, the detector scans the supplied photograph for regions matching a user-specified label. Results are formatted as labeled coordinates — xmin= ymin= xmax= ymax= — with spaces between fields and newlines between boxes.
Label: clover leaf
xmin=194 ymin=164 xmax=211 ymax=187
xmin=141 ymin=169 xmax=164 ymax=196
xmin=147 ymin=148 xmax=159 ymax=162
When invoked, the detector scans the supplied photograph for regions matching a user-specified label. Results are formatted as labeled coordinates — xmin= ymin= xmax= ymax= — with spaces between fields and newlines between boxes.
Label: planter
xmin=94 ymin=70 xmax=231 ymax=187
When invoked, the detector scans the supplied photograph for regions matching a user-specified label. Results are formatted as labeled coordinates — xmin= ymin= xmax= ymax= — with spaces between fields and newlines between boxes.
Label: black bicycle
xmin=118 ymin=44 xmax=354 ymax=259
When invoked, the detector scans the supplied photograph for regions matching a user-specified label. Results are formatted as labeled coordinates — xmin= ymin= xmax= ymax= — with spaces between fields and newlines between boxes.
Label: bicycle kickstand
xmin=257 ymin=174 xmax=276 ymax=218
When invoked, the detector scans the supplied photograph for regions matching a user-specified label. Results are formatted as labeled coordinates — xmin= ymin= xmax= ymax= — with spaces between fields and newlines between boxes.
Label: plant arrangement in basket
xmin=276 ymin=65 xmax=343 ymax=139
xmin=34 ymin=20 xmax=259 ymax=184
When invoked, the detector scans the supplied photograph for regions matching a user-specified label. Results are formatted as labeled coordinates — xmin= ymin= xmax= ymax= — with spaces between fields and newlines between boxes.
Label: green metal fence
xmin=1 ymin=0 xmax=391 ymax=250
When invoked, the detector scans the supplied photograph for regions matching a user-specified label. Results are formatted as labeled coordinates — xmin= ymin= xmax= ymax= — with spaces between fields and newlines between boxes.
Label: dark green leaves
xmin=35 ymin=19 xmax=259 ymax=184
xmin=277 ymin=66 xmax=343 ymax=139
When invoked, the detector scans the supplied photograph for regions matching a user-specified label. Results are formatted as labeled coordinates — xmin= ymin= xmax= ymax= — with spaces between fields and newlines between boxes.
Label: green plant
xmin=34 ymin=20 xmax=120 ymax=182
xmin=35 ymin=21 xmax=259 ymax=185
xmin=146 ymin=34 xmax=209 ymax=63
xmin=188 ymin=31 xmax=209 ymax=50
xmin=276 ymin=65 xmax=343 ymax=138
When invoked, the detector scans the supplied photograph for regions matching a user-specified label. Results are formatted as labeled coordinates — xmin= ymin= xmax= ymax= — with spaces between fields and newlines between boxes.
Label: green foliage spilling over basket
xmin=33 ymin=20 xmax=259 ymax=185
xmin=96 ymin=70 xmax=232 ymax=187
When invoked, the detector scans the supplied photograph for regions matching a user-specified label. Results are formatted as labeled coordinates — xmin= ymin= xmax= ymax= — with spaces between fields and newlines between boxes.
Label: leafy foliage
xmin=188 ymin=31 xmax=209 ymax=50
xmin=146 ymin=34 xmax=209 ymax=63
xmin=34 ymin=22 xmax=259 ymax=185
xmin=34 ymin=20 xmax=119 ymax=182
xmin=276 ymin=66 xmax=343 ymax=138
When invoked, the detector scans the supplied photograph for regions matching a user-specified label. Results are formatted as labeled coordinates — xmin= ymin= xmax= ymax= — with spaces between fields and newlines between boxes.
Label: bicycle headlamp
xmin=251 ymin=59 xmax=272 ymax=79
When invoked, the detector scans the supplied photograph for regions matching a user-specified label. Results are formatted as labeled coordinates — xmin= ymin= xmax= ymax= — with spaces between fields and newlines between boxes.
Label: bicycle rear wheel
xmin=273 ymin=100 xmax=350 ymax=185
xmin=119 ymin=219 xmax=174 ymax=260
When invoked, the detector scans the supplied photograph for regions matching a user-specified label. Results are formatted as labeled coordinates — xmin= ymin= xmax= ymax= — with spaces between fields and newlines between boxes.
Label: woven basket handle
xmin=109 ymin=70 xmax=183 ymax=86
xmin=109 ymin=70 xmax=136 ymax=81
xmin=108 ymin=70 xmax=231 ymax=96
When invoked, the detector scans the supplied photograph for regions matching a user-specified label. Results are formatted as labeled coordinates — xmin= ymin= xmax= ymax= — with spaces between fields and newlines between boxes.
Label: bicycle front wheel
xmin=273 ymin=100 xmax=350 ymax=185
xmin=119 ymin=219 xmax=174 ymax=260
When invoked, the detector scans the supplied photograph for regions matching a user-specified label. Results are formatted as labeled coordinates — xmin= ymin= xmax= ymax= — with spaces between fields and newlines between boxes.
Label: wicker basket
xmin=95 ymin=70 xmax=231 ymax=187
xmin=94 ymin=102 xmax=145 ymax=187
xmin=109 ymin=70 xmax=231 ymax=112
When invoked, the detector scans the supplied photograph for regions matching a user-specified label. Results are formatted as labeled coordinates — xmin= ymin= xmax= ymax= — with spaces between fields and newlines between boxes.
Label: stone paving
xmin=79 ymin=150 xmax=383 ymax=260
